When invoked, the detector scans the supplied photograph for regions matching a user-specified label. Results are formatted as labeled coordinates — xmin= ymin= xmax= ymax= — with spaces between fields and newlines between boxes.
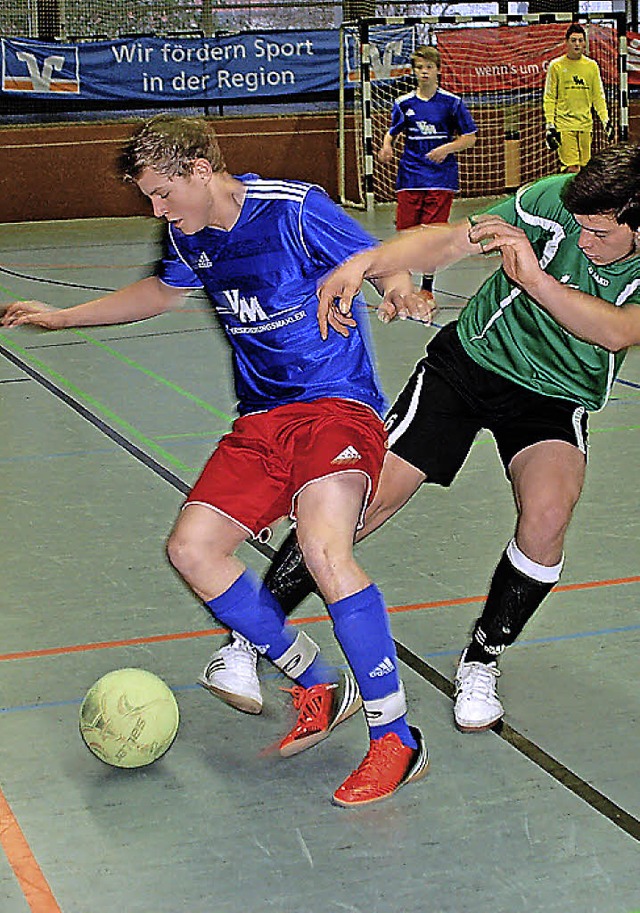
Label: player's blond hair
xmin=411 ymin=45 xmax=441 ymax=70
xmin=120 ymin=115 xmax=226 ymax=181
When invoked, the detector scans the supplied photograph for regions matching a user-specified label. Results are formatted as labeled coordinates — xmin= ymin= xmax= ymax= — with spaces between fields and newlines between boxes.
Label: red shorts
xmin=396 ymin=189 xmax=454 ymax=230
xmin=186 ymin=398 xmax=387 ymax=538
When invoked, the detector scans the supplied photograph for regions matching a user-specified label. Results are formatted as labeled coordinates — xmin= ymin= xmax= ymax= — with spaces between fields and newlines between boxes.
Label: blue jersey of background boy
xmin=389 ymin=88 xmax=477 ymax=192
xmin=158 ymin=175 xmax=387 ymax=418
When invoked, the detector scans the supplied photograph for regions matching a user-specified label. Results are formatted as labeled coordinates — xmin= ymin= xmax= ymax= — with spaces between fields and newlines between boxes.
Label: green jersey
xmin=457 ymin=174 xmax=640 ymax=410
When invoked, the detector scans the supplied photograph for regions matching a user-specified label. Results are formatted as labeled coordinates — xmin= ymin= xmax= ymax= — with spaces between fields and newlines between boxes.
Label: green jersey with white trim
xmin=457 ymin=173 xmax=640 ymax=410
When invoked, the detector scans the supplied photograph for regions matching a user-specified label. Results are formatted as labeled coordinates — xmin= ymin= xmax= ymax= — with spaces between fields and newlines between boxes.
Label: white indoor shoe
xmin=453 ymin=648 xmax=504 ymax=732
xmin=198 ymin=632 xmax=263 ymax=714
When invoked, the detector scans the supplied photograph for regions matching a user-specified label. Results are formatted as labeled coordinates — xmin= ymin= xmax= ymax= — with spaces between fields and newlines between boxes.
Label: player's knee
xmin=296 ymin=537 xmax=329 ymax=582
xmin=520 ymin=495 xmax=576 ymax=545
xmin=298 ymin=536 xmax=351 ymax=588
xmin=166 ymin=529 xmax=201 ymax=578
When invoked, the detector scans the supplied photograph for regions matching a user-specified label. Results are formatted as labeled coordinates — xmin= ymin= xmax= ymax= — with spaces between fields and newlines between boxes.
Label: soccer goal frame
xmin=339 ymin=12 xmax=628 ymax=210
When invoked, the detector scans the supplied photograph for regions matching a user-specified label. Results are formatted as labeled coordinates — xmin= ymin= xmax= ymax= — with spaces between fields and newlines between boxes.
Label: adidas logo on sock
xmin=197 ymin=251 xmax=213 ymax=269
xmin=331 ymin=445 xmax=362 ymax=464
xmin=369 ymin=656 xmax=394 ymax=678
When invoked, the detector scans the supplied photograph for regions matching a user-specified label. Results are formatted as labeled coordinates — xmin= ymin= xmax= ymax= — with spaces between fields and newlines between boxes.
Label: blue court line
xmin=422 ymin=622 xmax=640 ymax=658
xmin=0 ymin=436 xmax=221 ymax=465
xmin=0 ymin=684 xmax=203 ymax=715
xmin=2 ymin=622 xmax=639 ymax=716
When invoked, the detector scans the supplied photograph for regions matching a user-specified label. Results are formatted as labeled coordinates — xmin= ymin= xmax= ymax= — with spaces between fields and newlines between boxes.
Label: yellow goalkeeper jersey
xmin=543 ymin=54 xmax=608 ymax=131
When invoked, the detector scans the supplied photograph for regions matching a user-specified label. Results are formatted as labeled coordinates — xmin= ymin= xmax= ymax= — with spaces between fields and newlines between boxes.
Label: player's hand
xmin=324 ymin=302 xmax=358 ymax=339
xmin=1 ymin=300 xmax=61 ymax=328
xmin=378 ymin=146 xmax=394 ymax=165
xmin=468 ymin=215 xmax=543 ymax=289
xmin=426 ymin=145 xmax=450 ymax=164
xmin=317 ymin=251 xmax=371 ymax=340
xmin=377 ymin=288 xmax=437 ymax=325
xmin=604 ymin=121 xmax=615 ymax=142
xmin=544 ymin=125 xmax=561 ymax=152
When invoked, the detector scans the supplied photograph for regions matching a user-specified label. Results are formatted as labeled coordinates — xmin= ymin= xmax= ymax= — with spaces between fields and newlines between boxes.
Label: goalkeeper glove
xmin=545 ymin=125 xmax=561 ymax=152
xmin=604 ymin=121 xmax=615 ymax=142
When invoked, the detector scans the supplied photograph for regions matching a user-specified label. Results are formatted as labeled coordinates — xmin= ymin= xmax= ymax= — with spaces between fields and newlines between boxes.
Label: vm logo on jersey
xmin=2 ymin=39 xmax=80 ymax=93
xmin=222 ymin=288 xmax=269 ymax=323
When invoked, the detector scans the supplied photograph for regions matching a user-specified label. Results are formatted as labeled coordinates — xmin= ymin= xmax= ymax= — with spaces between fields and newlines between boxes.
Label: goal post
xmin=339 ymin=12 xmax=628 ymax=210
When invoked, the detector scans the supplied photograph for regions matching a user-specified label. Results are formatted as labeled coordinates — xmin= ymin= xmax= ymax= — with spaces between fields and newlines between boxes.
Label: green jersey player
xmin=252 ymin=142 xmax=640 ymax=735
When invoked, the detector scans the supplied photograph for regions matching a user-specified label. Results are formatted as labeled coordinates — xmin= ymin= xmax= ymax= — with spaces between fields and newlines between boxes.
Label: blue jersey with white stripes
xmin=389 ymin=88 xmax=477 ymax=192
xmin=157 ymin=175 xmax=387 ymax=417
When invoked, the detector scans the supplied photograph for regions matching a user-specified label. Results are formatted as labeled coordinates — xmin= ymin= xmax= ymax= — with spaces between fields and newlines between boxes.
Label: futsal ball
xmin=79 ymin=668 xmax=179 ymax=769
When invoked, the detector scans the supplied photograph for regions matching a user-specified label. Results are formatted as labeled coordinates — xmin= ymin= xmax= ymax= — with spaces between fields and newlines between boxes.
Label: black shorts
xmin=384 ymin=322 xmax=589 ymax=487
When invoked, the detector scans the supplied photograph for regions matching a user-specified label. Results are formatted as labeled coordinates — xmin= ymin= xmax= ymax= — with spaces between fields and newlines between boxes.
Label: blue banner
xmin=1 ymin=32 xmax=340 ymax=102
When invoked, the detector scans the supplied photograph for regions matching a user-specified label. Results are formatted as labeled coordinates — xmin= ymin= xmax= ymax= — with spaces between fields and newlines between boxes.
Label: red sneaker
xmin=417 ymin=289 xmax=435 ymax=305
xmin=278 ymin=673 xmax=361 ymax=758
xmin=332 ymin=726 xmax=429 ymax=807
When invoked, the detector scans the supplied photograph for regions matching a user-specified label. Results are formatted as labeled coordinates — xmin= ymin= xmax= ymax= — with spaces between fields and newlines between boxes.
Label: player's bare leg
xmin=167 ymin=505 xmax=332 ymax=718
xmin=455 ymin=440 xmax=586 ymax=731
xmin=167 ymin=504 xmax=249 ymax=601
xmin=295 ymin=472 xmax=428 ymax=806
xmin=358 ymin=451 xmax=426 ymax=540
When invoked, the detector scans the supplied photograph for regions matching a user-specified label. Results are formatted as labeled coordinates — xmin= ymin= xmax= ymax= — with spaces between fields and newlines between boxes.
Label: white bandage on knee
xmin=273 ymin=631 xmax=319 ymax=678
xmin=507 ymin=538 xmax=564 ymax=584
xmin=363 ymin=683 xmax=407 ymax=727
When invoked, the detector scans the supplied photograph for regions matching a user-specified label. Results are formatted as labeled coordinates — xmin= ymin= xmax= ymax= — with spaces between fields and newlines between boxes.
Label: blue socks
xmin=328 ymin=584 xmax=416 ymax=749
xmin=205 ymin=569 xmax=335 ymax=688
xmin=206 ymin=572 xmax=416 ymax=748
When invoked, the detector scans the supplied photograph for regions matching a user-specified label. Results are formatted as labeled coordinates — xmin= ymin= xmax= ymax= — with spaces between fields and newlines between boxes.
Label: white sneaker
xmin=453 ymin=649 xmax=504 ymax=732
xmin=198 ymin=632 xmax=263 ymax=714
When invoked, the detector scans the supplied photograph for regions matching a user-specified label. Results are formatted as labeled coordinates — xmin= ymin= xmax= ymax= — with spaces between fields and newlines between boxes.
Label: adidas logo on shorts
xmin=331 ymin=445 xmax=361 ymax=464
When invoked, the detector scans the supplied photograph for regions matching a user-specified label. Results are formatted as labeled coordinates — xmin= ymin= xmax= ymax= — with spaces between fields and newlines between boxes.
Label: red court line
xmin=1 ymin=574 xmax=638 ymax=664
xmin=0 ymin=788 xmax=62 ymax=913
xmin=0 ymin=573 xmax=638 ymax=913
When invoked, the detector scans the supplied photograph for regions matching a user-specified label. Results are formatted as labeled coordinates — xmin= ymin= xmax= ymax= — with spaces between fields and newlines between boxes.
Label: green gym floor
xmin=1 ymin=202 xmax=638 ymax=913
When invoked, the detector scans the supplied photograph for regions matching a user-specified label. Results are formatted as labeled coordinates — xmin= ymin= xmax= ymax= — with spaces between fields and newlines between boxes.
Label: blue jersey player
xmin=1 ymin=115 xmax=431 ymax=807
xmin=379 ymin=44 xmax=477 ymax=298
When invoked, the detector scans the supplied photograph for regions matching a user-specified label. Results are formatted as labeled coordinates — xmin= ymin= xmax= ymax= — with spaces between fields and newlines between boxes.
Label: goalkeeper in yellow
xmin=543 ymin=22 xmax=613 ymax=172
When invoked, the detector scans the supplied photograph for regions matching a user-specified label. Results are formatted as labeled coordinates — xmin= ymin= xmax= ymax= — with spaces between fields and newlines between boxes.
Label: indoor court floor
xmin=0 ymin=200 xmax=638 ymax=913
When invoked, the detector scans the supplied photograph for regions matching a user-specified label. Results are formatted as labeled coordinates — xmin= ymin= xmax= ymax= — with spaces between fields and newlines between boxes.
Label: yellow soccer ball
xmin=79 ymin=668 xmax=179 ymax=768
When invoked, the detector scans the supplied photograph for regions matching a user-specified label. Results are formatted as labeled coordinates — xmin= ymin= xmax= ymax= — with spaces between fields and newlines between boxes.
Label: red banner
xmin=438 ymin=23 xmax=618 ymax=93
xmin=628 ymin=31 xmax=640 ymax=85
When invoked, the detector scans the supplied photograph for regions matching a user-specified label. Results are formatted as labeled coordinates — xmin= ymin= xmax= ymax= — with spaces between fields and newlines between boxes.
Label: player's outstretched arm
xmin=469 ymin=214 xmax=640 ymax=351
xmin=376 ymin=283 xmax=437 ymax=326
xmin=1 ymin=300 xmax=63 ymax=329
xmin=317 ymin=221 xmax=475 ymax=339
xmin=1 ymin=277 xmax=187 ymax=330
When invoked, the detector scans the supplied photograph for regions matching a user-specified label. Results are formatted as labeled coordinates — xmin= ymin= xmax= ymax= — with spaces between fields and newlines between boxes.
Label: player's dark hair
xmin=119 ymin=115 xmax=226 ymax=181
xmin=565 ymin=23 xmax=586 ymax=40
xmin=561 ymin=143 xmax=640 ymax=230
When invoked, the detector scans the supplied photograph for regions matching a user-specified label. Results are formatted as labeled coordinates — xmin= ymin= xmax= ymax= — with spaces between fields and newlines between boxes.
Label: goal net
xmin=340 ymin=13 xmax=627 ymax=209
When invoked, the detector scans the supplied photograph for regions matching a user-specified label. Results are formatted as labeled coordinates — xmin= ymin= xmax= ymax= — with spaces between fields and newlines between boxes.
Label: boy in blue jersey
xmin=378 ymin=44 xmax=477 ymax=298
xmin=1 ymin=115 xmax=431 ymax=807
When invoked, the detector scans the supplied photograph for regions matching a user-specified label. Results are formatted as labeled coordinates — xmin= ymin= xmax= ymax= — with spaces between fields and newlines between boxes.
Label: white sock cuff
xmin=273 ymin=631 xmax=318 ymax=678
xmin=363 ymin=683 xmax=407 ymax=727
xmin=506 ymin=538 xmax=564 ymax=584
